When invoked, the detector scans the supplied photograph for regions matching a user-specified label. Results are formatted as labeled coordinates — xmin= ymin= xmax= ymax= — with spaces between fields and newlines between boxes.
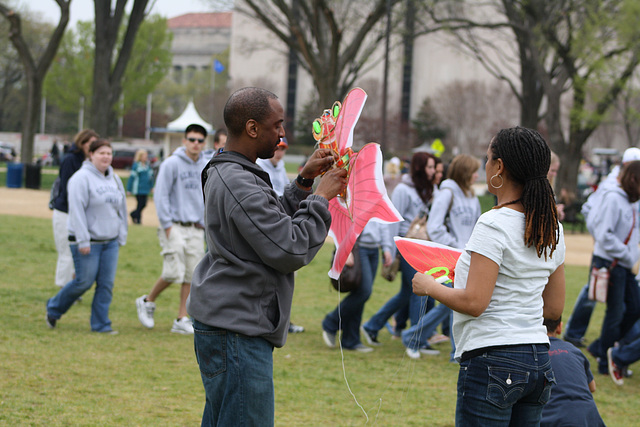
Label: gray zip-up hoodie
xmin=590 ymin=185 xmax=639 ymax=269
xmin=187 ymin=151 xmax=331 ymax=347
xmin=427 ymin=179 xmax=481 ymax=249
xmin=154 ymin=146 xmax=208 ymax=229
xmin=67 ymin=161 xmax=128 ymax=249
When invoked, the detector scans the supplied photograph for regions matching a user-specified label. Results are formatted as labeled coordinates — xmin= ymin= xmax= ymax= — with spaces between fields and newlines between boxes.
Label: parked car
xmin=111 ymin=149 xmax=137 ymax=169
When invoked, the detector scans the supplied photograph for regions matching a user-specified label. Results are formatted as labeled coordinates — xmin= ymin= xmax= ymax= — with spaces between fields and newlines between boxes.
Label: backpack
xmin=48 ymin=176 xmax=61 ymax=210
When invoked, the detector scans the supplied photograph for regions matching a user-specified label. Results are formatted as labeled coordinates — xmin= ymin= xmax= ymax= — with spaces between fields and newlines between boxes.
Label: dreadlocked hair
xmin=410 ymin=152 xmax=436 ymax=203
xmin=491 ymin=127 xmax=559 ymax=259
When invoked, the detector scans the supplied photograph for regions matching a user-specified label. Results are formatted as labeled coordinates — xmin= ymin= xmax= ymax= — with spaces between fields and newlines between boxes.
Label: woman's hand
xmin=382 ymin=250 xmax=393 ymax=267
xmin=412 ymin=272 xmax=437 ymax=296
xmin=79 ymin=246 xmax=91 ymax=255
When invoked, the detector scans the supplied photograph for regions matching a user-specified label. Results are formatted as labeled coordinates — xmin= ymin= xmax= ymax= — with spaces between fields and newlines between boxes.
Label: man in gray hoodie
xmin=136 ymin=124 xmax=209 ymax=334
xmin=187 ymin=87 xmax=347 ymax=426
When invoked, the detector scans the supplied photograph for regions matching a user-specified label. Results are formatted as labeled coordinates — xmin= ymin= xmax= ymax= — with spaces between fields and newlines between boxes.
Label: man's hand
xmin=299 ymin=148 xmax=337 ymax=180
xmin=165 ymin=227 xmax=172 ymax=238
xmin=314 ymin=168 xmax=347 ymax=201
xmin=79 ymin=246 xmax=91 ymax=255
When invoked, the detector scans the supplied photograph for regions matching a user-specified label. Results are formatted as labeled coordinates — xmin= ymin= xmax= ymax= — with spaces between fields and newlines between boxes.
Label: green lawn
xmin=0 ymin=214 xmax=635 ymax=425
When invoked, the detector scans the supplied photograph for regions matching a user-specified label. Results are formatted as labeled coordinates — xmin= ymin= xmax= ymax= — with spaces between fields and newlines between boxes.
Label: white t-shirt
xmin=452 ymin=208 xmax=565 ymax=360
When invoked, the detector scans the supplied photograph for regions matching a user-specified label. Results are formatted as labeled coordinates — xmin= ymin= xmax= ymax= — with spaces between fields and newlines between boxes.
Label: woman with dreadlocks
xmin=413 ymin=127 xmax=565 ymax=426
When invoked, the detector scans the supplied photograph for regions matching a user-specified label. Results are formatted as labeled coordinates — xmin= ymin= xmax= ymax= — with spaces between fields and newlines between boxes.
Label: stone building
xmin=167 ymin=12 xmax=232 ymax=84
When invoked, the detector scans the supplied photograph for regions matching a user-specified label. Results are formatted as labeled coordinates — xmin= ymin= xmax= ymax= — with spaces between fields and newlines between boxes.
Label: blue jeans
xmin=364 ymin=255 xmax=416 ymax=337
xmin=402 ymin=300 xmax=456 ymax=358
xmin=193 ymin=320 xmax=275 ymax=427
xmin=611 ymin=334 xmax=640 ymax=367
xmin=564 ymin=283 xmax=596 ymax=341
xmin=323 ymin=246 xmax=378 ymax=348
xmin=456 ymin=344 xmax=554 ymax=426
xmin=588 ymin=256 xmax=640 ymax=373
xmin=393 ymin=296 xmax=435 ymax=331
xmin=47 ymin=239 xmax=119 ymax=332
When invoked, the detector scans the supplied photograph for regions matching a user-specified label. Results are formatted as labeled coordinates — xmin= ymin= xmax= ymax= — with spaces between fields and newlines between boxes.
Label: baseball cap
xmin=277 ymin=137 xmax=288 ymax=149
xmin=623 ymin=147 xmax=640 ymax=163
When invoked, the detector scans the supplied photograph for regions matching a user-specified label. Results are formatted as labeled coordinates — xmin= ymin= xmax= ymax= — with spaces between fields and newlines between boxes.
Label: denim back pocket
xmin=194 ymin=328 xmax=227 ymax=378
xmin=486 ymin=366 xmax=529 ymax=409
xmin=538 ymin=368 xmax=556 ymax=405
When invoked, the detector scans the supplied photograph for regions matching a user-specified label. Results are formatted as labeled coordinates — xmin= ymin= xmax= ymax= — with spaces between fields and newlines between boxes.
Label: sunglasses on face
xmin=187 ymin=137 xmax=205 ymax=144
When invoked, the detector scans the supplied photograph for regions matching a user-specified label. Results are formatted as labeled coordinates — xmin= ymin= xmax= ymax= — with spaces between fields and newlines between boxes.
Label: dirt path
xmin=0 ymin=186 xmax=594 ymax=267
xmin=0 ymin=186 xmax=159 ymax=228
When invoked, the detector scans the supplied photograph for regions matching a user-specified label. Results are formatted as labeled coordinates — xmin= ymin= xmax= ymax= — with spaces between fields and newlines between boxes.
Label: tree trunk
xmin=90 ymin=0 xmax=149 ymax=138
xmin=0 ymin=1 xmax=69 ymax=164
xmin=20 ymin=76 xmax=42 ymax=163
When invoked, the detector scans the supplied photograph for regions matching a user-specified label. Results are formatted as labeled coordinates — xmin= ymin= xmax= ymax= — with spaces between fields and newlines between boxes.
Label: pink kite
xmin=394 ymin=237 xmax=463 ymax=283
xmin=312 ymin=88 xmax=402 ymax=279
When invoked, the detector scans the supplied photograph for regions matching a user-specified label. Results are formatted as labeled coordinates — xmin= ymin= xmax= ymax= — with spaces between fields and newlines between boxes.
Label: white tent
xmin=166 ymin=100 xmax=214 ymax=133
xmin=157 ymin=101 xmax=214 ymax=157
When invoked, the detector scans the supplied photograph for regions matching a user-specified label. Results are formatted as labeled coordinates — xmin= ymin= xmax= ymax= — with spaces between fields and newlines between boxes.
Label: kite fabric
xmin=394 ymin=237 xmax=462 ymax=283
xmin=311 ymin=87 xmax=402 ymax=280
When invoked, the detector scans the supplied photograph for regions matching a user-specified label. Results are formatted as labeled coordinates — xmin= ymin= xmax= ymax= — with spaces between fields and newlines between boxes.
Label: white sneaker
xmin=406 ymin=348 xmax=421 ymax=359
xmin=322 ymin=330 xmax=336 ymax=348
xmin=136 ymin=295 xmax=155 ymax=329
xmin=171 ymin=317 xmax=194 ymax=334
xmin=419 ymin=347 xmax=441 ymax=356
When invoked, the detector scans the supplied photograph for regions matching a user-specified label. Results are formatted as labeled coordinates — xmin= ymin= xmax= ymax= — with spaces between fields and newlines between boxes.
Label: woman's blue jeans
xmin=193 ymin=320 xmax=274 ymax=427
xmin=323 ymin=246 xmax=378 ymax=348
xmin=47 ymin=239 xmax=119 ymax=332
xmin=456 ymin=344 xmax=555 ymax=426
xmin=364 ymin=254 xmax=416 ymax=337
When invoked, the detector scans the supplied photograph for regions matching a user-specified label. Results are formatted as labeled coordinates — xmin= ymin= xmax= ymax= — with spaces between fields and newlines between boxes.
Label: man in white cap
xmin=564 ymin=147 xmax=640 ymax=348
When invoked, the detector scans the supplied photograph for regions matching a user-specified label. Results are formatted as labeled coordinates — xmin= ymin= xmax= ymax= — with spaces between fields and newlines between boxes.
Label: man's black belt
xmin=68 ymin=235 xmax=113 ymax=243
xmin=173 ymin=221 xmax=204 ymax=229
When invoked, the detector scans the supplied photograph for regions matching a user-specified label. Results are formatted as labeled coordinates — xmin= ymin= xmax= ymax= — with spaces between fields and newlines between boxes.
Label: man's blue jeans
xmin=47 ymin=239 xmax=119 ymax=332
xmin=364 ymin=255 xmax=416 ymax=337
xmin=323 ymin=246 xmax=378 ymax=349
xmin=587 ymin=256 xmax=640 ymax=373
xmin=193 ymin=320 xmax=275 ymax=427
xmin=456 ymin=344 xmax=555 ymax=426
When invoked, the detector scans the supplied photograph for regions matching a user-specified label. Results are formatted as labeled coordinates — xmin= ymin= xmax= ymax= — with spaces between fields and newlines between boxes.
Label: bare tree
xmin=234 ymin=0 xmax=402 ymax=109
xmin=90 ymin=0 xmax=150 ymax=137
xmin=0 ymin=0 xmax=69 ymax=164
xmin=419 ymin=0 xmax=640 ymax=195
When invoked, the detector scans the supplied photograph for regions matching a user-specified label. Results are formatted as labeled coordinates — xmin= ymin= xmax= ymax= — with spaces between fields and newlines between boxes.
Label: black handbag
xmin=330 ymin=243 xmax=362 ymax=293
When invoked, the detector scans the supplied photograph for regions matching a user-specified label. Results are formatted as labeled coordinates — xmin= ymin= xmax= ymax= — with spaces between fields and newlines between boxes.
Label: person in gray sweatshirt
xmin=586 ymin=160 xmax=640 ymax=375
xmin=46 ymin=139 xmax=128 ymax=333
xmin=186 ymin=87 xmax=347 ymax=425
xmin=136 ymin=124 xmax=209 ymax=335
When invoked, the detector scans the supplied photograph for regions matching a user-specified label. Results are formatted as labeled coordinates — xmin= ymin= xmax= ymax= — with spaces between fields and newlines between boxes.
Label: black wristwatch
xmin=296 ymin=174 xmax=314 ymax=188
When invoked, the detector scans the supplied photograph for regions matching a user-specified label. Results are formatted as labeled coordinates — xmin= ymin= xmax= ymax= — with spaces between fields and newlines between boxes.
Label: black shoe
xmin=564 ymin=335 xmax=585 ymax=348
xmin=46 ymin=314 xmax=57 ymax=329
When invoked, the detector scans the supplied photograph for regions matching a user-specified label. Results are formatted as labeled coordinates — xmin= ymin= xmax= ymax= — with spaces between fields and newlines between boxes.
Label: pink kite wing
xmin=394 ymin=237 xmax=463 ymax=282
xmin=328 ymin=143 xmax=403 ymax=279
xmin=334 ymin=88 xmax=367 ymax=153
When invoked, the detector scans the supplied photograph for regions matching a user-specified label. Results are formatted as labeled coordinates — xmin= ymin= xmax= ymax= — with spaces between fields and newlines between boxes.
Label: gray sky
xmin=18 ymin=0 xmax=215 ymax=26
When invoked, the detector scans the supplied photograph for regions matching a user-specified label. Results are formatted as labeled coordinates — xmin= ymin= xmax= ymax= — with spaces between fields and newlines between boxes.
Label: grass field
xmin=0 ymin=214 xmax=637 ymax=425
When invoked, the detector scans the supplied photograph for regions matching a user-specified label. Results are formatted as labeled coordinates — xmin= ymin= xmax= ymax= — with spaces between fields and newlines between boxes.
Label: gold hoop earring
xmin=490 ymin=174 xmax=504 ymax=189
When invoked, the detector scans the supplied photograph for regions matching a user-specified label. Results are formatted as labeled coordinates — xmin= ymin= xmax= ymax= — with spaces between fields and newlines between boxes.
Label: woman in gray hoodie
xmin=46 ymin=139 xmax=128 ymax=333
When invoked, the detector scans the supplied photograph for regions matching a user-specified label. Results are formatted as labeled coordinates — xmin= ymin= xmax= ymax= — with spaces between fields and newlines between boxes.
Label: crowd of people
xmin=45 ymin=86 xmax=640 ymax=425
